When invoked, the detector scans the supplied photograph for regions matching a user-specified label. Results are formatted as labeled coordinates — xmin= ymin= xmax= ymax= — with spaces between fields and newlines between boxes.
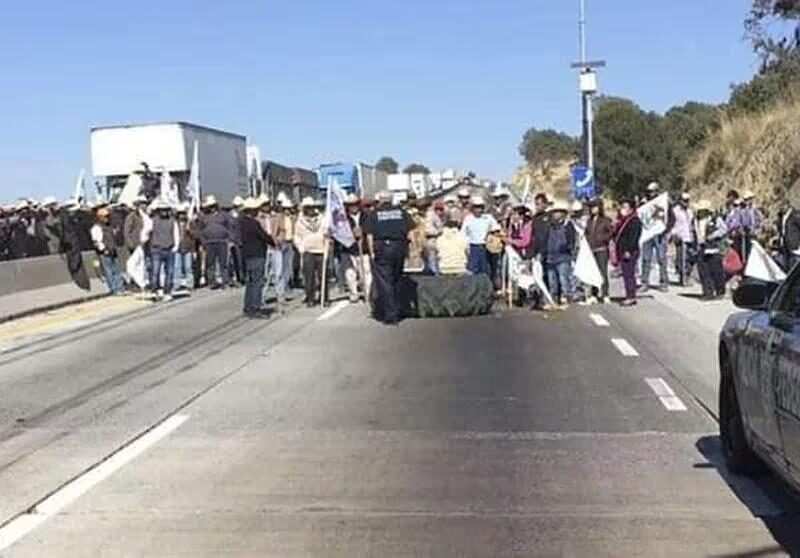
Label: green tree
xmin=403 ymin=163 xmax=430 ymax=174
xmin=375 ymin=156 xmax=399 ymax=174
xmin=593 ymin=97 xmax=673 ymax=199
xmin=518 ymin=128 xmax=578 ymax=179
xmin=661 ymin=102 xmax=721 ymax=188
xmin=745 ymin=0 xmax=800 ymax=65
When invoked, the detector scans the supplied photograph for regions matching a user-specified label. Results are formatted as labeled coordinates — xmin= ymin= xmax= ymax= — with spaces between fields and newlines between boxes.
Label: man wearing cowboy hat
xmin=739 ymin=190 xmax=762 ymax=262
xmin=460 ymin=195 xmax=500 ymax=277
xmin=90 ymin=206 xmax=124 ymax=295
xmin=670 ymin=192 xmax=695 ymax=286
xmin=148 ymin=199 xmax=180 ymax=300
xmin=259 ymin=194 xmax=288 ymax=303
xmin=694 ymin=199 xmax=728 ymax=300
xmin=241 ymin=197 xmax=276 ymax=317
xmin=279 ymin=198 xmax=298 ymax=294
xmin=542 ymin=199 xmax=577 ymax=309
xmin=198 ymin=195 xmax=232 ymax=289
xmin=40 ymin=196 xmax=62 ymax=255
xmin=294 ymin=197 xmax=327 ymax=306
xmin=172 ymin=203 xmax=196 ymax=293
xmin=491 ymin=187 xmax=512 ymax=224
xmin=333 ymin=193 xmax=362 ymax=303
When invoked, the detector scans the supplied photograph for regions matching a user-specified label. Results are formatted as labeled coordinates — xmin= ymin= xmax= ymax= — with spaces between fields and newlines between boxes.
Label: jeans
xmin=641 ymin=234 xmax=668 ymax=287
xmin=244 ymin=256 xmax=266 ymax=313
xmin=546 ymin=260 xmax=573 ymax=302
xmin=229 ymin=244 xmax=244 ymax=285
xmin=172 ymin=251 xmax=193 ymax=290
xmin=150 ymin=247 xmax=174 ymax=294
xmin=675 ymin=240 xmax=694 ymax=285
xmin=621 ymin=254 xmax=638 ymax=300
xmin=205 ymin=242 xmax=228 ymax=287
xmin=280 ymin=241 xmax=294 ymax=292
xmin=424 ymin=240 xmax=439 ymax=275
xmin=266 ymin=247 xmax=284 ymax=299
xmin=99 ymin=254 xmax=123 ymax=294
xmin=487 ymin=252 xmax=501 ymax=288
xmin=591 ymin=249 xmax=610 ymax=299
xmin=302 ymin=252 xmax=324 ymax=304
xmin=467 ymin=244 xmax=490 ymax=275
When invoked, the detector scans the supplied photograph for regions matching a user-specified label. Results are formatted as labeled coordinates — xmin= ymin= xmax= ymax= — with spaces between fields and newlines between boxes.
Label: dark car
xmin=719 ymin=274 xmax=800 ymax=483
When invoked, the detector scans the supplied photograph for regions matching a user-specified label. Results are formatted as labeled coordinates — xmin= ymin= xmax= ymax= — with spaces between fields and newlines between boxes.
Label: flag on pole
xmin=126 ymin=246 xmax=148 ymax=289
xmin=159 ymin=169 xmax=180 ymax=207
xmin=574 ymin=234 xmax=604 ymax=289
xmin=118 ymin=172 xmax=143 ymax=207
xmin=323 ymin=178 xmax=355 ymax=248
xmin=522 ymin=175 xmax=532 ymax=204
xmin=745 ymin=240 xmax=787 ymax=283
xmin=73 ymin=169 xmax=86 ymax=204
xmin=186 ymin=141 xmax=201 ymax=218
xmin=637 ymin=192 xmax=670 ymax=246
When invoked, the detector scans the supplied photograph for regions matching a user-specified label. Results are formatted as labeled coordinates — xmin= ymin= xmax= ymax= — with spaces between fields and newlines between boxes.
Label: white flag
xmin=118 ymin=172 xmax=143 ymax=207
xmin=73 ymin=168 xmax=86 ymax=204
xmin=186 ymin=141 xmax=201 ymax=218
xmin=745 ymin=240 xmax=787 ymax=283
xmin=637 ymin=192 xmax=670 ymax=245
xmin=323 ymin=179 xmax=355 ymax=248
xmin=574 ymin=234 xmax=604 ymax=288
xmin=159 ymin=169 xmax=179 ymax=207
xmin=126 ymin=246 xmax=148 ymax=288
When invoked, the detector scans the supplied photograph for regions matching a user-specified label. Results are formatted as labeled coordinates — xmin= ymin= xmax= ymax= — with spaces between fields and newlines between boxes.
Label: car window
xmin=775 ymin=267 xmax=800 ymax=316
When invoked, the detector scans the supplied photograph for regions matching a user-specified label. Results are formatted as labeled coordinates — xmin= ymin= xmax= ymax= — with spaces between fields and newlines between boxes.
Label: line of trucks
xmin=89 ymin=121 xmax=468 ymax=207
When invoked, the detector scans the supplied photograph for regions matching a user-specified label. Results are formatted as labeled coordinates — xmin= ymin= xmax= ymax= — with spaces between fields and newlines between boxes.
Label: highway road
xmin=0 ymin=287 xmax=799 ymax=556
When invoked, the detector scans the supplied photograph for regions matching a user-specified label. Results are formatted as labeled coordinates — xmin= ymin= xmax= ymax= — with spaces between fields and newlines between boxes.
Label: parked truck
xmin=90 ymin=121 xmax=248 ymax=205
xmin=316 ymin=162 xmax=388 ymax=199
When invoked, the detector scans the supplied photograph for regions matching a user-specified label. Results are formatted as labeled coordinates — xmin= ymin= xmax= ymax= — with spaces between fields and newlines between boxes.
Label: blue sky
xmin=0 ymin=0 xmax=757 ymax=201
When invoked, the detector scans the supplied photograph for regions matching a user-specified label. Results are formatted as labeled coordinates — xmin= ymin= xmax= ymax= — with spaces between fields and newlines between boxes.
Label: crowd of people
xmin=2 ymin=180 xmax=793 ymax=320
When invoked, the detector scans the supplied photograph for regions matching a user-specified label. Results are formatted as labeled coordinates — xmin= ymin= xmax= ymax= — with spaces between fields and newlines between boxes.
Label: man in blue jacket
xmin=541 ymin=199 xmax=576 ymax=309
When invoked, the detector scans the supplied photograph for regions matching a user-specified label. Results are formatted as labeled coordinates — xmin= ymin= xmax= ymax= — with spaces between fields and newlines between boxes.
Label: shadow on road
xmin=696 ymin=435 xmax=800 ymax=557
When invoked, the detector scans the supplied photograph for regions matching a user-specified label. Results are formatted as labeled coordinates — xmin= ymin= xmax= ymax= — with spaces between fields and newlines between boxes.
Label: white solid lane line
xmin=589 ymin=313 xmax=610 ymax=327
xmin=645 ymin=378 xmax=688 ymax=412
xmin=0 ymin=414 xmax=189 ymax=552
xmin=611 ymin=338 xmax=639 ymax=357
xmin=317 ymin=300 xmax=350 ymax=321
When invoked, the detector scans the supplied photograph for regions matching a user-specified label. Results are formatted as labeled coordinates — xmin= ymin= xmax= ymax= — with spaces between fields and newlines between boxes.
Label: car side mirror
xmin=733 ymin=281 xmax=776 ymax=310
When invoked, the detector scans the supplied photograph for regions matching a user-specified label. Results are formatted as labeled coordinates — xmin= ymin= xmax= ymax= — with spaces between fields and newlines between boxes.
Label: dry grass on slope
xmin=685 ymin=96 xmax=800 ymax=212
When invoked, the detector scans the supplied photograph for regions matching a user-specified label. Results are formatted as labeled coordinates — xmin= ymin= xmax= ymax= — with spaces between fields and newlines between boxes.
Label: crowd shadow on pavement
xmin=696 ymin=435 xmax=800 ymax=557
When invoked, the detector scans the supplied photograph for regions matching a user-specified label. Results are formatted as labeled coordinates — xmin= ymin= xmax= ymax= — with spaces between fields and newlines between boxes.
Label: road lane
xmin=3 ymin=302 xmax=793 ymax=556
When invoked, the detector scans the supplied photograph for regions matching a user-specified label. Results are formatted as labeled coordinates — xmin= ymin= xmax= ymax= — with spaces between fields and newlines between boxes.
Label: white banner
xmin=323 ymin=179 xmax=356 ymax=248
xmin=186 ymin=140 xmax=201 ymax=218
xmin=118 ymin=173 xmax=143 ymax=207
xmin=126 ymin=246 xmax=148 ymax=288
xmin=574 ymin=235 xmax=604 ymax=288
xmin=638 ymin=192 xmax=669 ymax=245
xmin=745 ymin=240 xmax=787 ymax=283
xmin=505 ymin=246 xmax=554 ymax=305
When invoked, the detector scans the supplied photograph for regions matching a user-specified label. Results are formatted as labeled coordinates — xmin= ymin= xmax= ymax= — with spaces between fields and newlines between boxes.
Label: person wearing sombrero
xmin=198 ymin=195 xmax=232 ymax=289
xmin=541 ymin=199 xmax=577 ymax=309
xmin=694 ymin=199 xmax=728 ymax=300
xmin=294 ymin=197 xmax=326 ymax=306
xmin=460 ymin=195 xmax=499 ymax=276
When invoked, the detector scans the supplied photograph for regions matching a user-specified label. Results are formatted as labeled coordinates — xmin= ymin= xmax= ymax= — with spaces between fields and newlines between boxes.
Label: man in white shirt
xmin=460 ymin=196 xmax=499 ymax=276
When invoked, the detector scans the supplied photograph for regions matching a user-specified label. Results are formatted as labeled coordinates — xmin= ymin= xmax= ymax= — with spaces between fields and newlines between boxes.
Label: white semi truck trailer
xmin=90 ymin=121 xmax=248 ymax=206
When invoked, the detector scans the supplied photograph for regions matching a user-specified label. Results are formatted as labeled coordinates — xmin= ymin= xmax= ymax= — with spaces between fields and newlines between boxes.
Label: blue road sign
xmin=571 ymin=164 xmax=597 ymax=200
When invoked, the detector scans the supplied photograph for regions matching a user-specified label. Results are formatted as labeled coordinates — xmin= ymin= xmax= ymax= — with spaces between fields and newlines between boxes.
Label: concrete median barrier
xmin=0 ymin=252 xmax=107 ymax=321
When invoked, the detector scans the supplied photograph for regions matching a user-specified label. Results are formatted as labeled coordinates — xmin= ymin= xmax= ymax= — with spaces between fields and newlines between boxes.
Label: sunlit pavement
xmin=0 ymin=288 xmax=798 ymax=557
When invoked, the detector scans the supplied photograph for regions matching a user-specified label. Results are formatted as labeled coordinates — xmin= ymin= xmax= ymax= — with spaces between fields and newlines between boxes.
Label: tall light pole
xmin=571 ymin=0 xmax=605 ymax=173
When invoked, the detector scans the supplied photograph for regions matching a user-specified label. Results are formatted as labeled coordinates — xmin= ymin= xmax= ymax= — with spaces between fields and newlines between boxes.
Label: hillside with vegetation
xmin=514 ymin=1 xmax=800 ymax=211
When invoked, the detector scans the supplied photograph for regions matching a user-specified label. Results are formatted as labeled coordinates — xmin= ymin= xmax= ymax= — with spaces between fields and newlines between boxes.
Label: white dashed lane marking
xmin=645 ymin=378 xmax=688 ymax=412
xmin=0 ymin=414 xmax=189 ymax=552
xmin=317 ymin=300 xmax=349 ymax=321
xmin=611 ymin=338 xmax=639 ymax=357
xmin=589 ymin=313 xmax=610 ymax=327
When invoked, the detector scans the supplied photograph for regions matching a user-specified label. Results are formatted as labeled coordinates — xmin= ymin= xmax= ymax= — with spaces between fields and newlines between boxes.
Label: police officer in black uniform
xmin=365 ymin=191 xmax=413 ymax=325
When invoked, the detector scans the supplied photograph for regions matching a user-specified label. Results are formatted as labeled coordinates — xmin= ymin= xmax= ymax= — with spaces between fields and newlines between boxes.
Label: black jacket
xmin=781 ymin=208 xmax=800 ymax=255
xmin=241 ymin=215 xmax=273 ymax=259
xmin=615 ymin=215 xmax=643 ymax=257
xmin=586 ymin=215 xmax=613 ymax=251
xmin=532 ymin=211 xmax=550 ymax=256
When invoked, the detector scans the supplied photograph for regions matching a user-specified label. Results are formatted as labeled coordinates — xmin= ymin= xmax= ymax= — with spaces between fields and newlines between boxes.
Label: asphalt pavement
xmin=0 ymin=285 xmax=799 ymax=557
